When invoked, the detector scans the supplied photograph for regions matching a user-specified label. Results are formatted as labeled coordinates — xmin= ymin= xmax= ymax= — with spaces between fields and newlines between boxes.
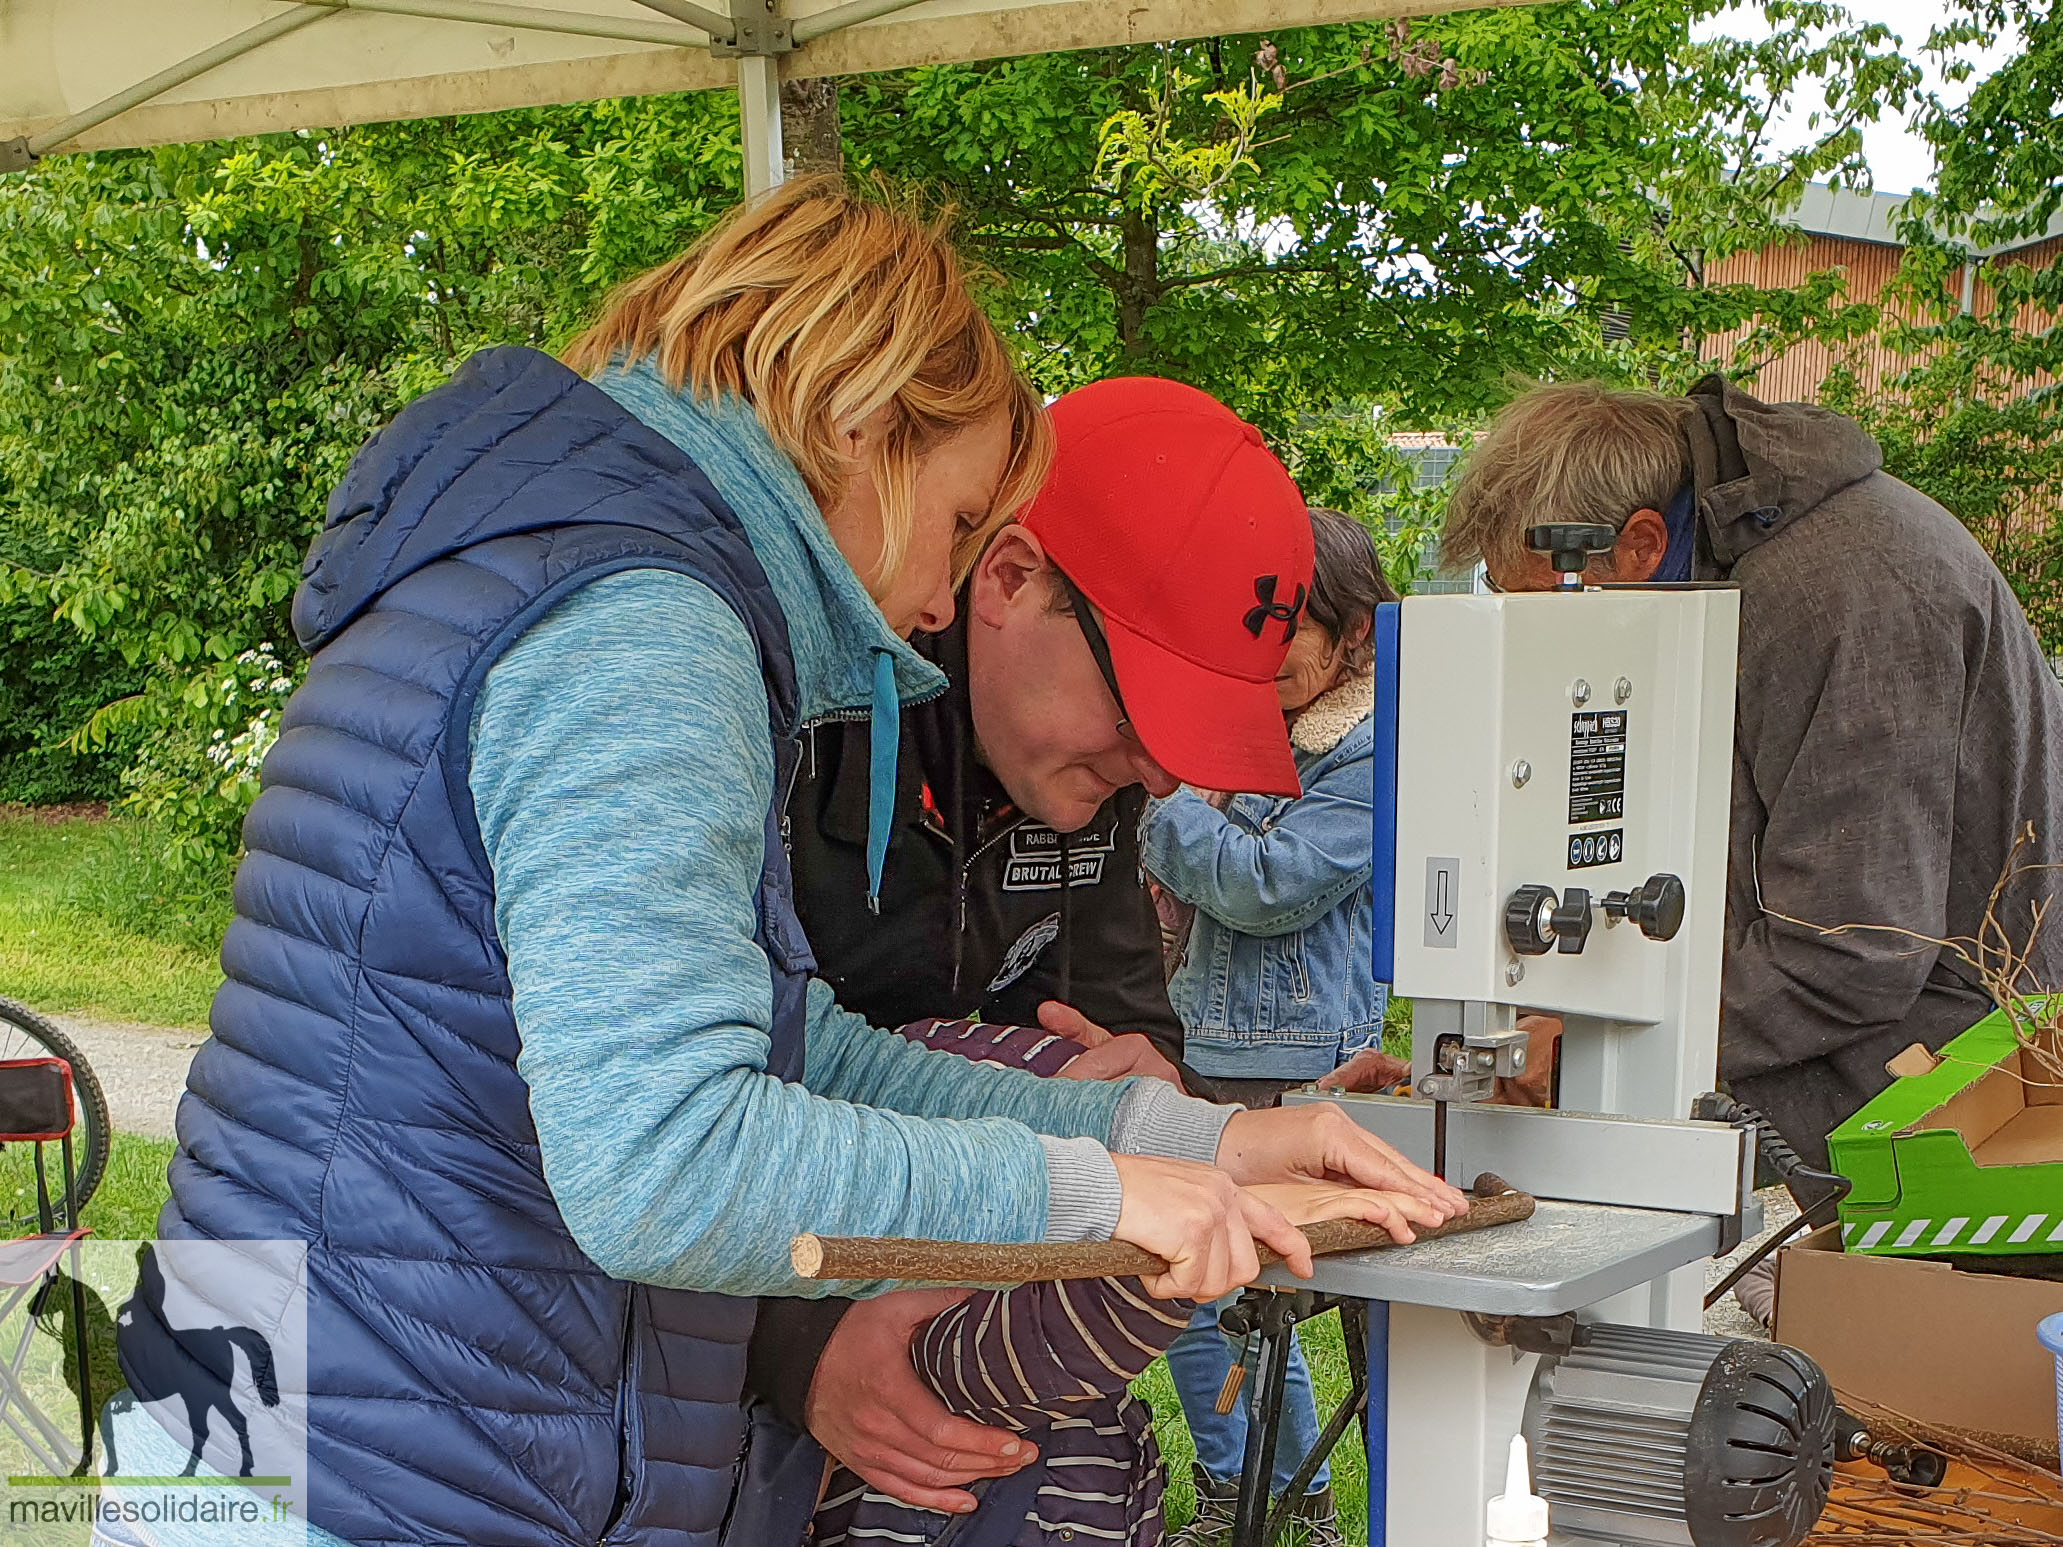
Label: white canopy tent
xmin=1 ymin=0 xmax=1527 ymax=194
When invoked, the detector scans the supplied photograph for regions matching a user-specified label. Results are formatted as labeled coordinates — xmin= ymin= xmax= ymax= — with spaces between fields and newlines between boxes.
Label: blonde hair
xmin=1441 ymin=383 xmax=1693 ymax=574
xmin=563 ymin=177 xmax=1051 ymax=595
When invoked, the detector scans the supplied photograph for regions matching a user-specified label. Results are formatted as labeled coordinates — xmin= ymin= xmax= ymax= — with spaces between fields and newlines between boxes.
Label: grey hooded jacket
xmin=1684 ymin=376 xmax=2063 ymax=1163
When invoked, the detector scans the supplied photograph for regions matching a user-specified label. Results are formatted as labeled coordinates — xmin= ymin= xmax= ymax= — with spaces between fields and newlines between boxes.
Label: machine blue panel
xmin=1370 ymin=600 xmax=1401 ymax=985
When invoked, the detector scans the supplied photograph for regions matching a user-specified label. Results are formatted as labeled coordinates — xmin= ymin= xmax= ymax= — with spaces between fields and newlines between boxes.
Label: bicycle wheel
xmin=0 ymin=998 xmax=112 ymax=1231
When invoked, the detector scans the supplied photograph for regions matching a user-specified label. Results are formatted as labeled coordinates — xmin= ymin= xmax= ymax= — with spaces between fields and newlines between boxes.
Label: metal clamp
xmin=710 ymin=10 xmax=794 ymax=53
xmin=1417 ymin=1027 xmax=1528 ymax=1104
xmin=1 ymin=139 xmax=37 ymax=173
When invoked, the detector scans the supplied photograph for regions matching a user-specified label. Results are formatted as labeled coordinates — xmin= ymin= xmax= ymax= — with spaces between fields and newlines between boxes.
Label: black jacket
xmin=1683 ymin=377 xmax=2063 ymax=1163
xmin=749 ymin=613 xmax=1183 ymax=1433
xmin=784 ymin=615 xmax=1183 ymax=1056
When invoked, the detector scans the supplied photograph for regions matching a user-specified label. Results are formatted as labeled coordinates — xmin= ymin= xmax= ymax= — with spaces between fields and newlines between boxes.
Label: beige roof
xmin=1780 ymin=181 xmax=2063 ymax=259
xmin=2 ymin=0 xmax=1533 ymax=189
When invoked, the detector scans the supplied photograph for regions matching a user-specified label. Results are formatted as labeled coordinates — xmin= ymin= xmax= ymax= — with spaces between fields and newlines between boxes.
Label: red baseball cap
xmin=1022 ymin=378 xmax=1313 ymax=798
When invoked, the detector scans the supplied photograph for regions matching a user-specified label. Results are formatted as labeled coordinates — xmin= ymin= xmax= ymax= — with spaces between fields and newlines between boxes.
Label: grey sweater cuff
xmin=1040 ymin=1135 xmax=1124 ymax=1241
xmin=1109 ymin=1079 xmax=1238 ymax=1165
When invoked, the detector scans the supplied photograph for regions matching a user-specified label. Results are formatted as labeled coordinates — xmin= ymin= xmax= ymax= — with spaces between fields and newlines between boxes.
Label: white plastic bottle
xmin=1486 ymin=1434 xmax=1551 ymax=1547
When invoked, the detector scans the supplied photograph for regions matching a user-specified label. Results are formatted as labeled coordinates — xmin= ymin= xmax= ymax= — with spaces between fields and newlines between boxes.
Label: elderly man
xmin=1432 ymin=375 xmax=2063 ymax=1163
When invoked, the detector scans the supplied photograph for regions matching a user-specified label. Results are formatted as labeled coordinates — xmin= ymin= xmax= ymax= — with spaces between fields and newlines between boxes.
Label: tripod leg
xmin=1231 ymin=1297 xmax=1297 ymax=1547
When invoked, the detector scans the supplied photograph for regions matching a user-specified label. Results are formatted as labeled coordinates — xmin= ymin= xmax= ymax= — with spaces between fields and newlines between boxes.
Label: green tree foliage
xmin=0 ymin=97 xmax=743 ymax=861
xmin=0 ymin=599 xmax=138 ymax=805
xmin=1823 ymin=364 xmax=2063 ymax=651
xmin=1833 ymin=0 xmax=2063 ymax=654
xmin=0 ymin=0 xmax=1934 ymax=883
xmin=840 ymin=0 xmax=1914 ymax=502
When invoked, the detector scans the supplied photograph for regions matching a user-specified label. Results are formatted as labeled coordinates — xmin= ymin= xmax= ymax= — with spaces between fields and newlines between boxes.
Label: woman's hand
xmin=1241 ymin=1181 xmax=1451 ymax=1242
xmin=1110 ymin=1154 xmax=1313 ymax=1299
xmin=1216 ymin=1102 xmax=1468 ymax=1219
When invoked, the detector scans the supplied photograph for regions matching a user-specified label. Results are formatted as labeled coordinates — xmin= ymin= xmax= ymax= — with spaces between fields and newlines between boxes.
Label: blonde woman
xmin=100 ymin=182 xmax=1455 ymax=1547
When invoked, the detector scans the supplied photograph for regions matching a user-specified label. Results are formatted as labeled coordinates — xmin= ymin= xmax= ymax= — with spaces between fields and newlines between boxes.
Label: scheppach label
xmin=1569 ymin=710 xmax=1628 ymax=825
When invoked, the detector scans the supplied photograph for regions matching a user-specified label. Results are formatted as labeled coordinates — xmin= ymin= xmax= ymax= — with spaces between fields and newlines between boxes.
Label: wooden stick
xmin=791 ymin=1173 xmax=1535 ymax=1283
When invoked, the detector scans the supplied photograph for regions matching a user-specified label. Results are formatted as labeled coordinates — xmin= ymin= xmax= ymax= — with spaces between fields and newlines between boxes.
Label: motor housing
xmin=1521 ymin=1324 xmax=1834 ymax=1547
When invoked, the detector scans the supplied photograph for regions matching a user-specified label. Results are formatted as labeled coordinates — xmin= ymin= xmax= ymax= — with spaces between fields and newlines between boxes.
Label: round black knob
xmin=1524 ymin=522 xmax=1619 ymax=582
xmin=1505 ymin=884 xmax=1559 ymax=956
xmin=1630 ymin=873 xmax=1686 ymax=941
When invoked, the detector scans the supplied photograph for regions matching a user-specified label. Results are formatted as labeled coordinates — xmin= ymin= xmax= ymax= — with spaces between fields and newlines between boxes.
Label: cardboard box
xmin=1827 ymin=1010 xmax=2063 ymax=1256
xmin=1776 ymin=1223 xmax=2063 ymax=1453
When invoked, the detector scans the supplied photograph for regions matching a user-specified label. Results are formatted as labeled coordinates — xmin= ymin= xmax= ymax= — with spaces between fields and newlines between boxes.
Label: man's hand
xmin=1217 ymin=1103 xmax=1468 ymax=1218
xmin=1315 ymin=1048 xmax=1413 ymax=1095
xmin=803 ymin=1289 xmax=1034 ymax=1514
xmin=1493 ymin=1014 xmax=1562 ymax=1107
xmin=1038 ymin=1002 xmax=1186 ymax=1090
xmin=1111 ymin=1153 xmax=1314 ymax=1298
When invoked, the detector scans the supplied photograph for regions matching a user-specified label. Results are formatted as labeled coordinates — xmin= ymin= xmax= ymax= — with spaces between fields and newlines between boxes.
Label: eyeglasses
xmin=1054 ymin=569 xmax=1142 ymax=746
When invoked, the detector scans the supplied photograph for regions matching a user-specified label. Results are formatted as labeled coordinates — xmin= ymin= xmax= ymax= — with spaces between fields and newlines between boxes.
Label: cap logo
xmin=1243 ymin=575 xmax=1306 ymax=642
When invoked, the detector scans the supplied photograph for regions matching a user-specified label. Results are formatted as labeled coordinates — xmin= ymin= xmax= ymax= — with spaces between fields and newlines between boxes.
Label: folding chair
xmin=0 ymin=1057 xmax=94 ymax=1475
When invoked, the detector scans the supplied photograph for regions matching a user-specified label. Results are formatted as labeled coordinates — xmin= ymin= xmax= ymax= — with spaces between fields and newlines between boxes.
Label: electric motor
xmin=1521 ymin=1324 xmax=1834 ymax=1547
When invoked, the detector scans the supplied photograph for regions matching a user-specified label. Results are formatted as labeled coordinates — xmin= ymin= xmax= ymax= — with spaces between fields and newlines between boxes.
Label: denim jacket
xmin=1144 ymin=672 xmax=1388 ymax=1081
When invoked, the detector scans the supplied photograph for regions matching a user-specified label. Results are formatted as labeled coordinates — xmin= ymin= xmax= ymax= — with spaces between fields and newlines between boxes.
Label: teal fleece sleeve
xmin=470 ymin=569 xmax=1138 ymax=1296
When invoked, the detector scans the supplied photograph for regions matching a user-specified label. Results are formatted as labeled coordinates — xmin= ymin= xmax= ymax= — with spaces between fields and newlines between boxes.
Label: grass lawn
xmin=1140 ymin=1310 xmax=1369 ymax=1541
xmin=0 ymin=808 xmax=225 ymax=1031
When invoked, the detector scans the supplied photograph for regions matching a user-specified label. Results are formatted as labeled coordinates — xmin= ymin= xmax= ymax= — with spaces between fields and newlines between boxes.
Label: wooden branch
xmin=792 ymin=1174 xmax=1534 ymax=1284
xmin=1159 ymin=259 xmax=1337 ymax=292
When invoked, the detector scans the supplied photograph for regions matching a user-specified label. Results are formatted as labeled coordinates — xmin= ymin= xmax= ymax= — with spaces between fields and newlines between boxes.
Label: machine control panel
xmin=1502 ymin=873 xmax=1683 ymax=956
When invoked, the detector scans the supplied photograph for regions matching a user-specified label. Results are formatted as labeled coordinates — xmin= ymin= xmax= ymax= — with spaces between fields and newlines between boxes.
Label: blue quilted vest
xmin=118 ymin=348 xmax=812 ymax=1547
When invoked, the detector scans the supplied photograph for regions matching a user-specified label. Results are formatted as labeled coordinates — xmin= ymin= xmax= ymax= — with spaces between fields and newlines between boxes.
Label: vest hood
xmin=293 ymin=347 xmax=714 ymax=652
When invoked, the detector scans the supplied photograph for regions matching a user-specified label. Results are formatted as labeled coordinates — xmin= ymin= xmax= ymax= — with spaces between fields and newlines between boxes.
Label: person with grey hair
xmin=1431 ymin=375 xmax=2063 ymax=1166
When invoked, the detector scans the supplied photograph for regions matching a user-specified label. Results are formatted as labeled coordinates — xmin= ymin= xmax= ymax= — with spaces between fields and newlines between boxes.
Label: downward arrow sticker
xmin=1424 ymin=857 xmax=1460 ymax=949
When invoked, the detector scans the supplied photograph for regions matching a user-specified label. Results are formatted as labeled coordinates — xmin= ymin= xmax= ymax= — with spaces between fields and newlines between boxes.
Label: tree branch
xmin=1160 ymin=258 xmax=1340 ymax=291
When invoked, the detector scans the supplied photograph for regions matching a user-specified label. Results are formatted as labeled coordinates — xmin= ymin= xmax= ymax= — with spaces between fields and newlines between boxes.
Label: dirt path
xmin=1704 ymin=1184 xmax=1801 ymax=1340
xmin=46 ymin=1014 xmax=205 ymax=1141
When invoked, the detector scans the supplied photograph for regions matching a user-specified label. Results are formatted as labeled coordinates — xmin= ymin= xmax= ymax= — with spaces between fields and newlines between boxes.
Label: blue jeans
xmin=1165 ymin=1298 xmax=1331 ymax=1494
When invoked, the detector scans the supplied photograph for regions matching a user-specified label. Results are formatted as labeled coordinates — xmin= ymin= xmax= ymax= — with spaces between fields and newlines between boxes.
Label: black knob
xmin=1629 ymin=873 xmax=1685 ymax=941
xmin=1524 ymin=523 xmax=1619 ymax=584
xmin=1504 ymin=884 xmax=1558 ymax=956
xmin=1551 ymin=886 xmax=1593 ymax=954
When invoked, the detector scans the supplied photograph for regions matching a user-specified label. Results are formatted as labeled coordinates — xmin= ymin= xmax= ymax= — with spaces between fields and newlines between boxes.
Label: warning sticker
xmin=1569 ymin=710 xmax=1628 ymax=825
xmin=1567 ymin=828 xmax=1624 ymax=870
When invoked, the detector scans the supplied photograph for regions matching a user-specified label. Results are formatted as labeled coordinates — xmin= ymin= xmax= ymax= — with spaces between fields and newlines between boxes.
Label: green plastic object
xmin=1828 ymin=1007 xmax=2063 ymax=1258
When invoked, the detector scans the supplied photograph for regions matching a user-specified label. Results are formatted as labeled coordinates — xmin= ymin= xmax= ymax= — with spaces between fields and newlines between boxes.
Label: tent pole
xmin=628 ymin=0 xmax=738 ymax=42
xmin=304 ymin=0 xmax=709 ymax=46
xmin=9 ymin=5 xmax=332 ymax=165
xmin=790 ymin=0 xmax=931 ymax=45
xmin=737 ymin=50 xmax=785 ymax=195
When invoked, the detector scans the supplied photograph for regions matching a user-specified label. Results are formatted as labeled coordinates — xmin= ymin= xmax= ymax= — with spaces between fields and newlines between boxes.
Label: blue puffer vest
xmin=117 ymin=348 xmax=811 ymax=1547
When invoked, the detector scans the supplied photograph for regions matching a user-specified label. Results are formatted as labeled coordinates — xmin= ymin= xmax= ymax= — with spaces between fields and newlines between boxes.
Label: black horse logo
xmin=118 ymin=1245 xmax=281 ymax=1478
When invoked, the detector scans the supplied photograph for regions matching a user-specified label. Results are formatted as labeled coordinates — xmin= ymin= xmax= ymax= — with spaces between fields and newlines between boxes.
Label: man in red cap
xmin=757 ymin=376 xmax=1319 ymax=1515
